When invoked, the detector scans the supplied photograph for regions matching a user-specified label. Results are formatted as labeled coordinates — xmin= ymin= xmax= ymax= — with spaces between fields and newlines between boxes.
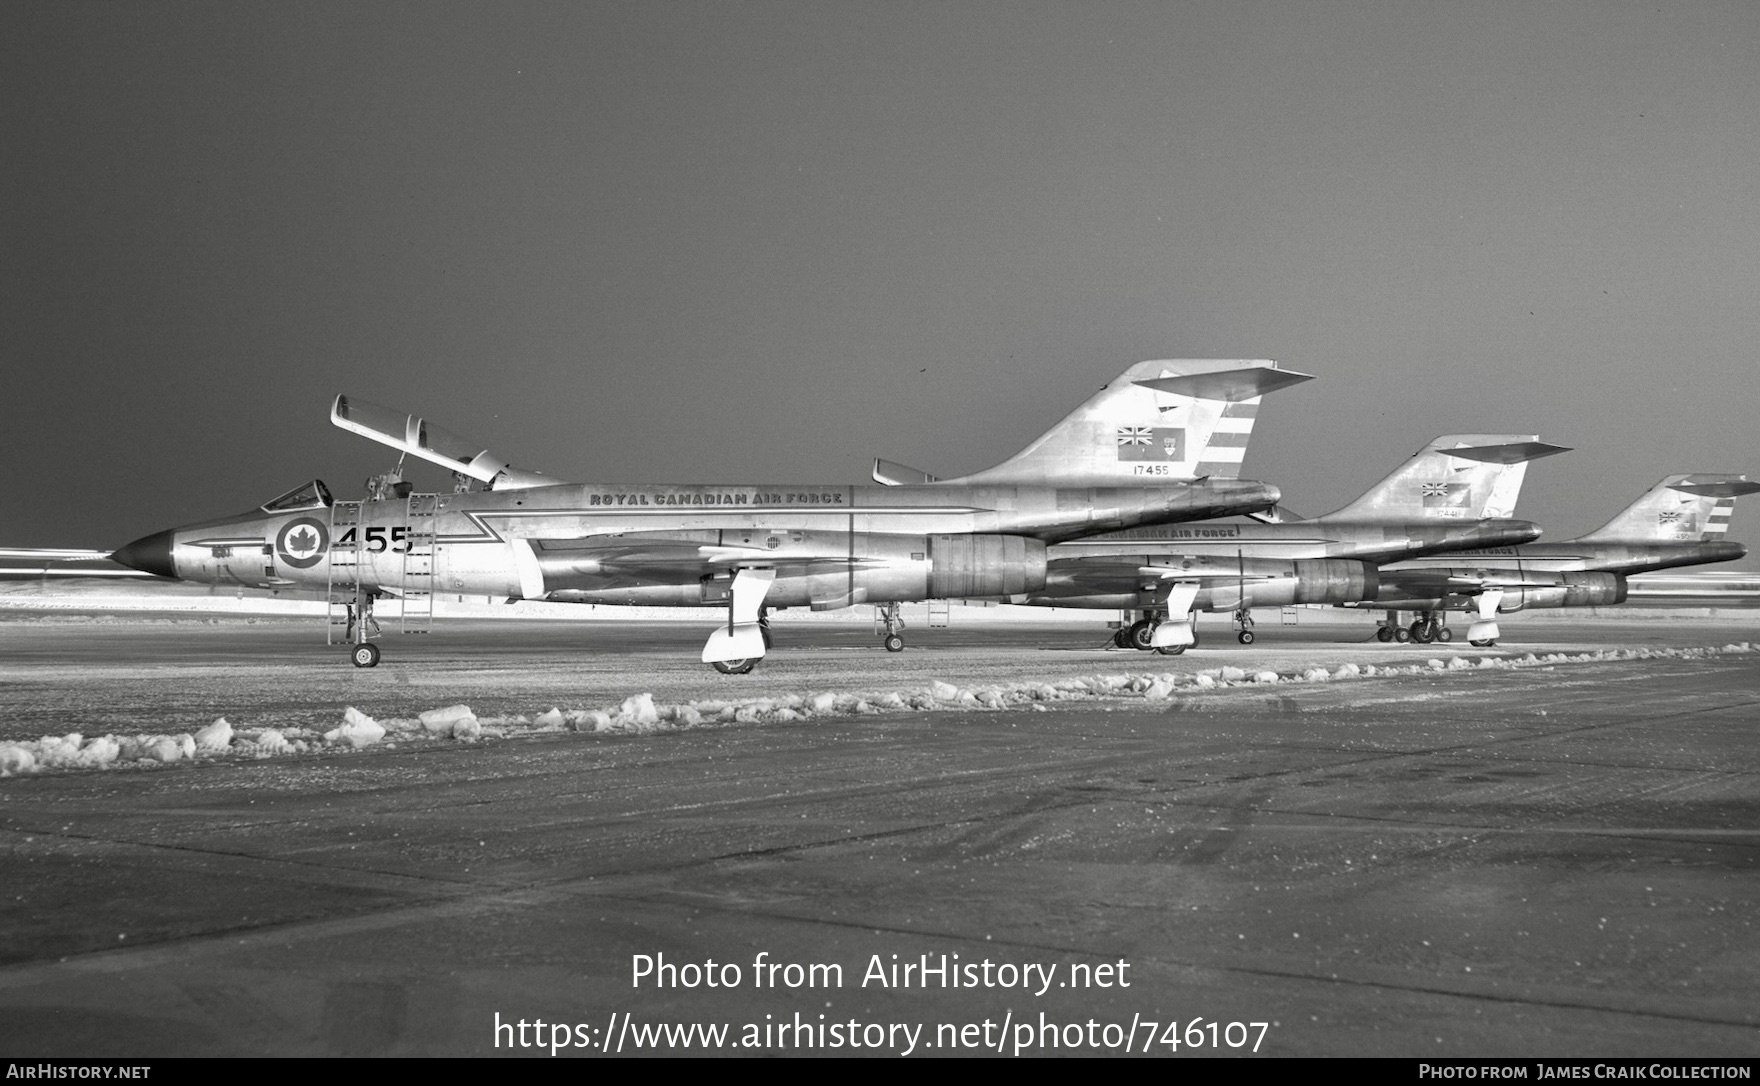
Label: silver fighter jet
xmin=1017 ymin=435 xmax=1564 ymax=651
xmin=112 ymin=359 xmax=1307 ymax=672
xmin=1356 ymin=474 xmax=1757 ymax=645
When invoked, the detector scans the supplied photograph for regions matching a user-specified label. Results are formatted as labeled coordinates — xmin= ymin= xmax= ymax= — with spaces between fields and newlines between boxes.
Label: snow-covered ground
xmin=4 ymin=639 xmax=1752 ymax=777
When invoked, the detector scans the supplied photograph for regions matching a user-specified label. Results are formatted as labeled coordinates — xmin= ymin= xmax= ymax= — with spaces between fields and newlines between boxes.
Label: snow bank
xmin=3 ymin=641 xmax=1753 ymax=777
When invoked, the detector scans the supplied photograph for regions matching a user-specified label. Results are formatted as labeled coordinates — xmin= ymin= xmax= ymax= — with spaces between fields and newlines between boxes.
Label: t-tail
xmin=1318 ymin=435 xmax=1569 ymax=523
xmin=920 ymin=359 xmax=1311 ymax=488
xmin=1572 ymin=474 xmax=1760 ymax=544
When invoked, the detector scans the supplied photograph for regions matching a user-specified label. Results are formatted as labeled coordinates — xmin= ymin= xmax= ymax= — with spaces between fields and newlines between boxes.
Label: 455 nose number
xmin=333 ymin=526 xmax=415 ymax=554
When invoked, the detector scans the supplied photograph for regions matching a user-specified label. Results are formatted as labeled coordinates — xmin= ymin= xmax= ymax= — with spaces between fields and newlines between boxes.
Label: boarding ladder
xmin=400 ymin=493 xmax=438 ymax=634
xmin=927 ymin=598 xmax=951 ymax=627
xmin=326 ymin=500 xmax=365 ymax=644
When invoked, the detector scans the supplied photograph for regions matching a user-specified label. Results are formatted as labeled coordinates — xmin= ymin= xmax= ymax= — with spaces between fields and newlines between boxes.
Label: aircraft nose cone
xmin=112 ymin=530 xmax=177 ymax=579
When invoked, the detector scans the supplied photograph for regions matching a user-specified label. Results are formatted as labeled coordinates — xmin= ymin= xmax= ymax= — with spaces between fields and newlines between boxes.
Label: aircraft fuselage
xmin=118 ymin=477 xmax=1281 ymax=608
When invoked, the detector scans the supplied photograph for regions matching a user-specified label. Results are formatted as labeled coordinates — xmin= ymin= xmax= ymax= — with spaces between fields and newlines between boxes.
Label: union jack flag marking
xmin=1420 ymin=483 xmax=1452 ymax=497
xmin=1117 ymin=427 xmax=1154 ymax=446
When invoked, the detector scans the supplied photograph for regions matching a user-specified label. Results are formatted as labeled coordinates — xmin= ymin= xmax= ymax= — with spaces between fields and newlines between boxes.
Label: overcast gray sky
xmin=5 ymin=1 xmax=1757 ymax=550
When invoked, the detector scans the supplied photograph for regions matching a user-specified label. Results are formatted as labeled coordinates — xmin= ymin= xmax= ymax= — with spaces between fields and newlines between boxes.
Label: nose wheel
xmin=878 ymin=602 xmax=907 ymax=652
xmin=336 ymin=596 xmax=384 ymax=667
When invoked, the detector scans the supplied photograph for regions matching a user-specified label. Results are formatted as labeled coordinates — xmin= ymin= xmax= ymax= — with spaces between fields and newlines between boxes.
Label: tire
xmin=1393 ymin=627 xmax=1412 ymax=644
xmin=1154 ymin=644 xmax=1186 ymax=656
xmin=1127 ymin=620 xmax=1155 ymax=651
xmin=712 ymin=658 xmax=757 ymax=674
xmin=1237 ymin=630 xmax=1255 ymax=645
xmin=1410 ymin=620 xmax=1434 ymax=644
xmin=1376 ymin=626 xmax=1394 ymax=643
xmin=1112 ymin=628 xmax=1132 ymax=649
xmin=759 ymin=621 xmax=773 ymax=649
xmin=1468 ymin=639 xmax=1490 ymax=648
xmin=350 ymin=643 xmax=381 ymax=669
xmin=1436 ymin=626 xmax=1454 ymax=643
xmin=883 ymin=634 xmax=905 ymax=653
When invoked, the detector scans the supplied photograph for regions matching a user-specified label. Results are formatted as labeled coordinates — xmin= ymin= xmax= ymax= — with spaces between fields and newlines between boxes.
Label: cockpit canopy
xmin=261 ymin=480 xmax=333 ymax=513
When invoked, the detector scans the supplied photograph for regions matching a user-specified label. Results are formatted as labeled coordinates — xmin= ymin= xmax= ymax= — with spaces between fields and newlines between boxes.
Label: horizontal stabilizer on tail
xmin=1667 ymin=479 xmax=1760 ymax=499
xmin=331 ymin=395 xmax=562 ymax=491
xmin=1441 ymin=441 xmax=1571 ymax=466
xmin=1131 ymin=366 xmax=1314 ymax=403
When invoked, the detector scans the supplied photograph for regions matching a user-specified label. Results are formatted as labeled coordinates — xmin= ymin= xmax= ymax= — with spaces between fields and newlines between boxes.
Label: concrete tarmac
xmin=0 ymin=616 xmax=1756 ymax=1057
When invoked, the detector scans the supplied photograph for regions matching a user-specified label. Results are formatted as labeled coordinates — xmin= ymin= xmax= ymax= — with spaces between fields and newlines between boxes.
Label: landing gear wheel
xmin=712 ymin=658 xmax=757 ymax=674
xmin=350 ymin=643 xmax=381 ymax=669
xmin=1393 ymin=627 xmax=1412 ymax=643
xmin=1237 ymin=629 xmax=1255 ymax=645
xmin=1112 ymin=628 xmax=1132 ymax=649
xmin=1376 ymin=626 xmax=1394 ymax=643
xmin=883 ymin=633 xmax=905 ymax=653
xmin=758 ymin=617 xmax=773 ymax=649
xmin=1410 ymin=620 xmax=1435 ymax=644
xmin=1468 ymin=638 xmax=1496 ymax=648
xmin=1436 ymin=626 xmax=1454 ymax=643
xmin=1154 ymin=643 xmax=1187 ymax=656
xmin=1127 ymin=620 xmax=1156 ymax=651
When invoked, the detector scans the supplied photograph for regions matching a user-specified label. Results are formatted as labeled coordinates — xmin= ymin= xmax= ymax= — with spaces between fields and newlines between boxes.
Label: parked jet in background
xmin=1018 ymin=435 xmax=1565 ymax=651
xmin=1357 ymin=474 xmax=1758 ymax=645
xmin=111 ymin=359 xmax=1306 ymax=672
xmin=1622 ymin=570 xmax=1760 ymax=608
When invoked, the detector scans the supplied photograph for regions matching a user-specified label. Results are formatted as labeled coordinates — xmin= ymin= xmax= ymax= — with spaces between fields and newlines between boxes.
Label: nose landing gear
xmin=878 ymin=602 xmax=906 ymax=652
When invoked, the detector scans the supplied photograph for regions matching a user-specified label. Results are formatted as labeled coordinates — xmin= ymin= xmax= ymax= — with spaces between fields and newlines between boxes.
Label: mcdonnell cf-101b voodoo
xmin=1023 ymin=434 xmax=1565 ymax=651
xmin=1355 ymin=473 xmax=1757 ymax=646
xmin=111 ymin=359 xmax=1309 ymax=672
xmin=876 ymin=434 xmax=1563 ymax=652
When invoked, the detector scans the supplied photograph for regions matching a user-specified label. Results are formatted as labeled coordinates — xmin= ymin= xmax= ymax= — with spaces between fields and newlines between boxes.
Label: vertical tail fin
xmin=1321 ymin=436 xmax=1569 ymax=522
xmin=938 ymin=359 xmax=1312 ymax=487
xmin=1573 ymin=474 xmax=1760 ymax=543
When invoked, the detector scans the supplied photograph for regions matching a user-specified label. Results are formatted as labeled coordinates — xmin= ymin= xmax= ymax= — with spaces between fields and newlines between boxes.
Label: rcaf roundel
xmin=275 ymin=517 xmax=329 ymax=569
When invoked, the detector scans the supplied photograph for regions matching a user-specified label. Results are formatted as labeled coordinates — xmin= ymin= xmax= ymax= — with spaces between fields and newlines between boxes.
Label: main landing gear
xmin=1118 ymin=611 xmax=1199 ymax=655
xmin=714 ymin=608 xmax=776 ymax=671
xmin=1405 ymin=611 xmax=1452 ymax=645
xmin=702 ymin=568 xmax=776 ymax=674
xmin=1376 ymin=609 xmax=1420 ymax=644
xmin=1376 ymin=609 xmax=1478 ymax=646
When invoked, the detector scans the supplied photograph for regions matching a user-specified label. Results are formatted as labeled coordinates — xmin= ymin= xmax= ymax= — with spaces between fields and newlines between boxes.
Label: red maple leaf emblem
xmin=287 ymin=527 xmax=318 ymax=554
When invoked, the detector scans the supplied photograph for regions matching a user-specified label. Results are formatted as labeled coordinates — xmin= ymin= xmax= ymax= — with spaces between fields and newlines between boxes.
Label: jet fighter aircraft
xmin=1356 ymin=474 xmax=1758 ymax=645
xmin=111 ymin=359 xmax=1307 ymax=672
xmin=1014 ymin=435 xmax=1564 ymax=651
